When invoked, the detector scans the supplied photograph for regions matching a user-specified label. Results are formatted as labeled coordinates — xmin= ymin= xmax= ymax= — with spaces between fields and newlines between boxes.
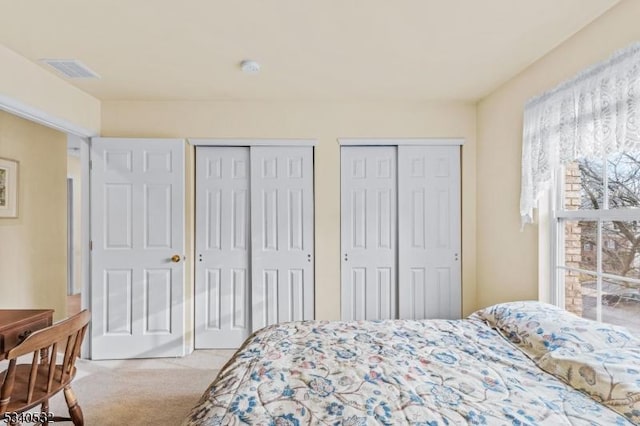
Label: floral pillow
xmin=471 ymin=301 xmax=637 ymax=361
xmin=539 ymin=347 xmax=640 ymax=422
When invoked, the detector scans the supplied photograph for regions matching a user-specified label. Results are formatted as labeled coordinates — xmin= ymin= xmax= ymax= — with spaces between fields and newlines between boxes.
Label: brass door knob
xmin=171 ymin=255 xmax=181 ymax=263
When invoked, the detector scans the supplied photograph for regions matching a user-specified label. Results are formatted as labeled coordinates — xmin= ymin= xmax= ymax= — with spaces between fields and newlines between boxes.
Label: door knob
xmin=171 ymin=255 xmax=181 ymax=263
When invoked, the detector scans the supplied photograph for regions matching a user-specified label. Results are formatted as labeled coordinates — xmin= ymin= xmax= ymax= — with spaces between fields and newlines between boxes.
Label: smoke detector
xmin=240 ymin=60 xmax=261 ymax=74
xmin=40 ymin=59 xmax=100 ymax=79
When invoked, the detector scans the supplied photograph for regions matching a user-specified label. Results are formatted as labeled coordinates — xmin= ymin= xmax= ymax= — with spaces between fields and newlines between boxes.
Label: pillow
xmin=472 ymin=301 xmax=640 ymax=422
xmin=471 ymin=301 xmax=637 ymax=361
xmin=539 ymin=347 xmax=640 ymax=423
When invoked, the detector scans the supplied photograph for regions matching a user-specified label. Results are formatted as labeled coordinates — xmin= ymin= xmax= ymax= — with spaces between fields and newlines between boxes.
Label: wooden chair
xmin=0 ymin=310 xmax=90 ymax=425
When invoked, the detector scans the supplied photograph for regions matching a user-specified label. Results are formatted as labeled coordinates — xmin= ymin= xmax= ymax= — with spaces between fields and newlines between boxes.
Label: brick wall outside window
xmin=564 ymin=163 xmax=583 ymax=316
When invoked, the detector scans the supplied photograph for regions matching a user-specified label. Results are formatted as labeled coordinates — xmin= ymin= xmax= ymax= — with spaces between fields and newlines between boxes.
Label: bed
xmin=183 ymin=301 xmax=640 ymax=425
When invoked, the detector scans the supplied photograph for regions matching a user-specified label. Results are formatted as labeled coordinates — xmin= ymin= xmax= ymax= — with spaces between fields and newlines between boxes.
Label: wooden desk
xmin=0 ymin=309 xmax=54 ymax=358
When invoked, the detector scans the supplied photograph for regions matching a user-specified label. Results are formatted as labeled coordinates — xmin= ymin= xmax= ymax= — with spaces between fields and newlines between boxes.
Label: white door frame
xmin=338 ymin=138 xmax=464 ymax=147
xmin=0 ymin=94 xmax=98 ymax=138
xmin=190 ymin=139 xmax=316 ymax=147
xmin=79 ymin=137 xmax=91 ymax=358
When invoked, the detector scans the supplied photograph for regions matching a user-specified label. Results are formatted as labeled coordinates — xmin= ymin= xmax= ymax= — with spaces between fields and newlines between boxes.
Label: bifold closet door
xmin=195 ymin=147 xmax=251 ymax=348
xmin=251 ymin=146 xmax=314 ymax=330
xmin=341 ymin=146 xmax=397 ymax=321
xmin=398 ymin=145 xmax=461 ymax=319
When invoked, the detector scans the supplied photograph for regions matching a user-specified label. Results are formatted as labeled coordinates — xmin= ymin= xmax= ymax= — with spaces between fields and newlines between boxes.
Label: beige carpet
xmin=41 ymin=349 xmax=235 ymax=425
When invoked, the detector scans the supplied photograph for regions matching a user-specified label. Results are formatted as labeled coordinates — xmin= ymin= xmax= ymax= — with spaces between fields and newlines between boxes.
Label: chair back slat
xmin=62 ymin=334 xmax=75 ymax=381
xmin=46 ymin=342 xmax=58 ymax=392
xmin=72 ymin=328 xmax=85 ymax=364
xmin=0 ymin=359 xmax=16 ymax=413
xmin=26 ymin=353 xmax=38 ymax=403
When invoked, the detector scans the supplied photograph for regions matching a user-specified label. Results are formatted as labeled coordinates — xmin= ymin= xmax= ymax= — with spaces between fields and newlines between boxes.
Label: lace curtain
xmin=520 ymin=42 xmax=640 ymax=228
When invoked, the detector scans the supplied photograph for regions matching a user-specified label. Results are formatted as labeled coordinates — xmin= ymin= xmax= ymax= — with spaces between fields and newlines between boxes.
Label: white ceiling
xmin=0 ymin=0 xmax=620 ymax=102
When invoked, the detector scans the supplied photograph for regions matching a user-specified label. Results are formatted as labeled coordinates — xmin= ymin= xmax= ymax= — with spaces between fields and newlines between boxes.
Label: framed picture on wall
xmin=0 ymin=157 xmax=18 ymax=218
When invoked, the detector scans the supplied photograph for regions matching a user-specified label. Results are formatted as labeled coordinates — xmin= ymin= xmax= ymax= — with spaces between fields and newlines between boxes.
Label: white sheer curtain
xmin=520 ymin=42 xmax=640 ymax=228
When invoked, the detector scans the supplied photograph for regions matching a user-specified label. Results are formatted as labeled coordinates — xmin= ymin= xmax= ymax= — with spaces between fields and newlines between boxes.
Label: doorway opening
xmin=67 ymin=136 xmax=83 ymax=316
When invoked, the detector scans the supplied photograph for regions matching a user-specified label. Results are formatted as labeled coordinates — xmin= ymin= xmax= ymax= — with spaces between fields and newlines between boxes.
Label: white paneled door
xmin=90 ymin=138 xmax=185 ymax=360
xmin=341 ymin=144 xmax=461 ymax=321
xmin=195 ymin=147 xmax=251 ymax=348
xmin=194 ymin=144 xmax=315 ymax=347
xmin=341 ymin=146 xmax=397 ymax=321
xmin=398 ymin=146 xmax=461 ymax=319
xmin=251 ymin=146 xmax=314 ymax=330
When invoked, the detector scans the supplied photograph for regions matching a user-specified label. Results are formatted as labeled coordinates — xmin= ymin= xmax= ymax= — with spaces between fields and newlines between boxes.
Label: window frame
xmin=551 ymin=154 xmax=640 ymax=323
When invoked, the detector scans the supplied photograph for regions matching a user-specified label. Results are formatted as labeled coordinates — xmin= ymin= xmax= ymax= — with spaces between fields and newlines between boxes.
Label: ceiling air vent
xmin=40 ymin=59 xmax=100 ymax=79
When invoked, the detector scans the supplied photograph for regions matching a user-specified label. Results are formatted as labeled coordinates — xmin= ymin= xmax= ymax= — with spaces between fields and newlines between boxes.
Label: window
xmin=553 ymin=152 xmax=640 ymax=332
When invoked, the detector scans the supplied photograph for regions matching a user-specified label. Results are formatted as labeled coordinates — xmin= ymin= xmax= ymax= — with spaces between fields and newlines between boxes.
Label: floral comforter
xmin=184 ymin=302 xmax=636 ymax=425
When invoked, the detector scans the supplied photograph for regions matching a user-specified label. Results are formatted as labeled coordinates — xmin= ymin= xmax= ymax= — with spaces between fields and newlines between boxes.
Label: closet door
xmin=341 ymin=146 xmax=397 ymax=321
xmin=251 ymin=146 xmax=314 ymax=330
xmin=195 ymin=147 xmax=251 ymax=348
xmin=398 ymin=145 xmax=461 ymax=319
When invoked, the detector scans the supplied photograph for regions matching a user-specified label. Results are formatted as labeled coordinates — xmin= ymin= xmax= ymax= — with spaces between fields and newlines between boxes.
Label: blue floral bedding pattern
xmin=474 ymin=301 xmax=640 ymax=422
xmin=183 ymin=307 xmax=632 ymax=425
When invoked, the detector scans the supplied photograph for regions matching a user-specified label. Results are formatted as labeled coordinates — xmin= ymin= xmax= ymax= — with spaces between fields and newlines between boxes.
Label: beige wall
xmin=0 ymin=44 xmax=100 ymax=135
xmin=476 ymin=0 xmax=640 ymax=308
xmin=0 ymin=110 xmax=68 ymax=320
xmin=102 ymin=100 xmax=478 ymax=320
